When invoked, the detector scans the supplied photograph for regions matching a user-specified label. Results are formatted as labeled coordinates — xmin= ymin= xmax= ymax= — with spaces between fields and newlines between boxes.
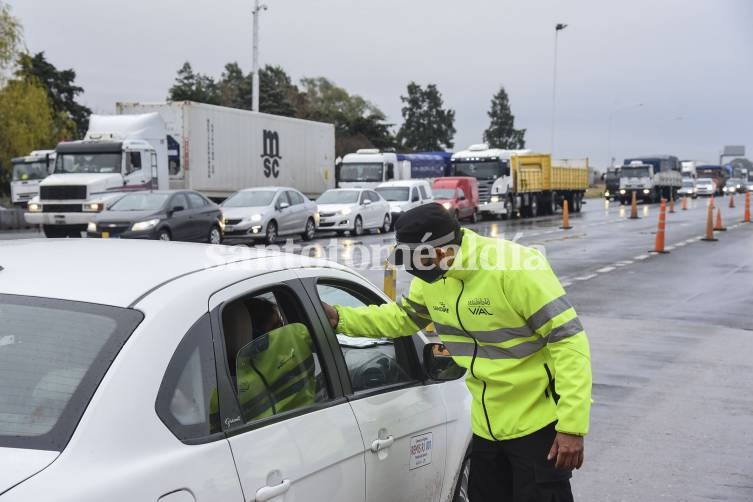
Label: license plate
xmin=102 ymin=232 xmax=109 ymax=238
xmin=54 ymin=215 xmax=65 ymax=223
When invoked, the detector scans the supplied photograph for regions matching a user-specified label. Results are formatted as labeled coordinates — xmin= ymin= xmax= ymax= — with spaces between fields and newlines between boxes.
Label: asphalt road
xmin=2 ymin=196 xmax=752 ymax=500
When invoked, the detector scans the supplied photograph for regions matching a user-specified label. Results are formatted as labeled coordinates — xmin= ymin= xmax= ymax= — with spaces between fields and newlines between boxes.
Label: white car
xmin=695 ymin=177 xmax=716 ymax=196
xmin=316 ymin=188 xmax=391 ymax=236
xmin=221 ymin=187 xmax=318 ymax=244
xmin=0 ymin=240 xmax=471 ymax=502
xmin=376 ymin=180 xmax=434 ymax=229
xmin=678 ymin=179 xmax=698 ymax=199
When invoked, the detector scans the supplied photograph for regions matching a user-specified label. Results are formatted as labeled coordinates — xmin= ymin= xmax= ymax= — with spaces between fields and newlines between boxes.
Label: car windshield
xmin=682 ymin=180 xmax=695 ymax=187
xmin=433 ymin=188 xmax=456 ymax=199
xmin=452 ymin=160 xmax=507 ymax=180
xmin=317 ymin=190 xmax=360 ymax=204
xmin=697 ymin=178 xmax=713 ymax=185
xmin=12 ymin=161 xmax=49 ymax=181
xmin=109 ymin=193 xmax=170 ymax=211
xmin=222 ymin=190 xmax=276 ymax=208
xmin=376 ymin=187 xmax=409 ymax=201
xmin=339 ymin=163 xmax=383 ymax=182
xmin=621 ymin=167 xmax=650 ymax=178
xmin=0 ymin=295 xmax=143 ymax=451
xmin=55 ymin=153 xmax=122 ymax=174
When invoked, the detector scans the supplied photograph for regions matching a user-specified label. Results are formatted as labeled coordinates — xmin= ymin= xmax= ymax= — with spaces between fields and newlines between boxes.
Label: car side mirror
xmin=362 ymin=199 xmax=372 ymax=205
xmin=423 ymin=343 xmax=465 ymax=381
xmin=278 ymin=201 xmax=290 ymax=210
xmin=172 ymin=205 xmax=185 ymax=213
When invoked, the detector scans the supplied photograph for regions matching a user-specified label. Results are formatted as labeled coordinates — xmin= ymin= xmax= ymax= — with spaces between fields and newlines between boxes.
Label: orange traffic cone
xmin=682 ymin=196 xmax=688 ymax=211
xmin=560 ymin=199 xmax=572 ymax=230
xmin=702 ymin=200 xmax=717 ymax=242
xmin=714 ymin=207 xmax=727 ymax=231
xmin=729 ymin=194 xmax=735 ymax=208
xmin=629 ymin=191 xmax=639 ymax=219
xmin=744 ymin=192 xmax=751 ymax=223
xmin=669 ymin=196 xmax=675 ymax=214
xmin=652 ymin=199 xmax=669 ymax=253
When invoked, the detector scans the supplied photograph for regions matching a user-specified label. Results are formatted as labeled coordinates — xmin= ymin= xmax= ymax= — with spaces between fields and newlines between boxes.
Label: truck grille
xmin=40 ymin=185 xmax=87 ymax=200
xmin=96 ymin=222 xmax=131 ymax=235
xmin=43 ymin=204 xmax=82 ymax=213
xmin=477 ymin=181 xmax=493 ymax=203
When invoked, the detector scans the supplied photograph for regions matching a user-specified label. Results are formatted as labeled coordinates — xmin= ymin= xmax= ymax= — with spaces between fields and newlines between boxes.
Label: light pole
xmin=251 ymin=0 xmax=268 ymax=112
xmin=606 ymin=103 xmax=643 ymax=168
xmin=550 ymin=23 xmax=567 ymax=155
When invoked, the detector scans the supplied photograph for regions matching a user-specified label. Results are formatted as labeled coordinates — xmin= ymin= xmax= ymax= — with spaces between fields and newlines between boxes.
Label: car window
xmin=155 ymin=314 xmax=221 ymax=442
xmin=369 ymin=190 xmax=381 ymax=202
xmin=170 ymin=193 xmax=189 ymax=211
xmin=220 ymin=288 xmax=330 ymax=425
xmin=277 ymin=191 xmax=291 ymax=207
xmin=287 ymin=191 xmax=304 ymax=205
xmin=419 ymin=185 xmax=429 ymax=199
xmin=359 ymin=191 xmax=368 ymax=204
xmin=315 ymin=283 xmax=415 ymax=393
xmin=411 ymin=187 xmax=419 ymax=202
xmin=187 ymin=192 xmax=208 ymax=209
xmin=457 ymin=188 xmax=466 ymax=199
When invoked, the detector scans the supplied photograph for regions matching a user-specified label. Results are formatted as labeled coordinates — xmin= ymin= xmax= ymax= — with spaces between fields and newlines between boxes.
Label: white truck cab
xmin=450 ymin=144 xmax=529 ymax=218
xmin=338 ymin=149 xmax=409 ymax=189
xmin=10 ymin=150 xmax=56 ymax=207
xmin=25 ymin=114 xmax=169 ymax=237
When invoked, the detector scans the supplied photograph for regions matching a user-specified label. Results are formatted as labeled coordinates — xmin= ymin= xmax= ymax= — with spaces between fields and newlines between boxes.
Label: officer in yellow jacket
xmin=322 ymin=203 xmax=592 ymax=502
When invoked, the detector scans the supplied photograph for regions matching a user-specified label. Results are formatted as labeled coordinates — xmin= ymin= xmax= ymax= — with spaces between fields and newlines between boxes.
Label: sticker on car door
xmin=409 ymin=432 xmax=433 ymax=470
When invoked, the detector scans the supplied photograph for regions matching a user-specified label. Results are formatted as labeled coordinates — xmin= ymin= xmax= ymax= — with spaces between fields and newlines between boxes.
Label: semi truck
xmin=10 ymin=150 xmax=56 ymax=207
xmin=695 ymin=165 xmax=727 ymax=195
xmin=617 ymin=155 xmax=683 ymax=204
xmin=337 ymin=149 xmax=451 ymax=188
xmin=116 ymin=101 xmax=336 ymax=199
xmin=450 ymin=144 xmax=589 ymax=219
xmin=25 ymin=113 xmax=170 ymax=237
xmin=603 ymin=167 xmax=621 ymax=200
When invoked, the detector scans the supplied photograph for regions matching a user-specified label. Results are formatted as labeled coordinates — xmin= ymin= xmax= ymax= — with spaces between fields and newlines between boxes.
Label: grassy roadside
xmin=585 ymin=184 xmax=605 ymax=199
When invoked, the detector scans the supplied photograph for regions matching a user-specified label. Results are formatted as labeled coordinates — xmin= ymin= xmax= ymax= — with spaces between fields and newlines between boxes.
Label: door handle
xmin=370 ymin=435 xmax=394 ymax=452
xmin=255 ymin=479 xmax=291 ymax=502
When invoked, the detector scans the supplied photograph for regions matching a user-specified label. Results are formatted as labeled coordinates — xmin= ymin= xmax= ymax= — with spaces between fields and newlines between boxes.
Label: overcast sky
xmin=11 ymin=0 xmax=753 ymax=167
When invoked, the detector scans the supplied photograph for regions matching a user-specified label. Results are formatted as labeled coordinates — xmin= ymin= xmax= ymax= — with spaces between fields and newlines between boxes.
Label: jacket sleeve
xmin=505 ymin=247 xmax=592 ymax=436
xmin=335 ymin=277 xmax=433 ymax=339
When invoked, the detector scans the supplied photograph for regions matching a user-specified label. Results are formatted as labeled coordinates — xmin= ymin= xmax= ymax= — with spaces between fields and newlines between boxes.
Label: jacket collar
xmin=443 ymin=228 xmax=478 ymax=280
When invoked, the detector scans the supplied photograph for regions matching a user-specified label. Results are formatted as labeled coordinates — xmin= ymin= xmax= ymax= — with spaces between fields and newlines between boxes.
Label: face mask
xmin=406 ymin=264 xmax=445 ymax=284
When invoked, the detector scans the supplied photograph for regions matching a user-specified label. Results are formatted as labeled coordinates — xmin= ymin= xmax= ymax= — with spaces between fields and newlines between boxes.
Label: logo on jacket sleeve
xmin=432 ymin=301 xmax=449 ymax=313
xmin=468 ymin=297 xmax=493 ymax=316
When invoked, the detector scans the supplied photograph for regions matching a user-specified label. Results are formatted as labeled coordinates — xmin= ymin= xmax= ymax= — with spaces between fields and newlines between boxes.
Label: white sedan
xmin=0 ymin=239 xmax=471 ymax=502
xmin=316 ymin=188 xmax=391 ymax=236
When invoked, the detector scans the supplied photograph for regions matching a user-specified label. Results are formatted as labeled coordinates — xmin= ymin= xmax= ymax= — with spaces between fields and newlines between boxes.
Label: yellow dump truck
xmin=511 ymin=154 xmax=589 ymax=217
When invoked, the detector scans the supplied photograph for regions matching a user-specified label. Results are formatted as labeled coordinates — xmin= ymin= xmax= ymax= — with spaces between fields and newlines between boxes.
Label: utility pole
xmin=550 ymin=23 xmax=567 ymax=155
xmin=251 ymin=0 xmax=268 ymax=112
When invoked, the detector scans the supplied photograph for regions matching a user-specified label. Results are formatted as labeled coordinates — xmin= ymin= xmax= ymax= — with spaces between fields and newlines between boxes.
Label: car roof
xmin=0 ymin=239 xmax=337 ymax=308
xmin=377 ymin=180 xmax=428 ymax=188
xmin=238 ymin=187 xmax=287 ymax=192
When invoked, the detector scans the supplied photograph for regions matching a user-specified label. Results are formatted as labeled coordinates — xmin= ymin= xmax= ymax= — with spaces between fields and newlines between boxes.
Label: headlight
xmin=131 ymin=218 xmax=160 ymax=232
xmin=490 ymin=196 xmax=500 ymax=203
xmin=27 ymin=202 xmax=41 ymax=212
xmin=736 ymin=184 xmax=741 ymax=189
xmin=87 ymin=222 xmax=97 ymax=233
xmin=604 ymin=191 xmax=610 ymax=197
xmin=619 ymin=189 xmax=626 ymax=195
xmin=83 ymin=202 xmax=104 ymax=212
xmin=339 ymin=207 xmax=352 ymax=216
xmin=642 ymin=189 xmax=650 ymax=194
xmin=442 ymin=202 xmax=452 ymax=210
xmin=723 ymin=187 xmax=728 ymax=192
xmin=250 ymin=214 xmax=262 ymax=222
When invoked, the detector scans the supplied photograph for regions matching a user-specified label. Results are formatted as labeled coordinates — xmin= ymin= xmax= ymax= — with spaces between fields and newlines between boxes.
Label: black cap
xmin=387 ymin=203 xmax=461 ymax=266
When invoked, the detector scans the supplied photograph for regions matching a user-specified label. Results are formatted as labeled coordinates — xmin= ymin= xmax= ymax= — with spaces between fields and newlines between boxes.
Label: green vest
xmin=336 ymin=229 xmax=592 ymax=440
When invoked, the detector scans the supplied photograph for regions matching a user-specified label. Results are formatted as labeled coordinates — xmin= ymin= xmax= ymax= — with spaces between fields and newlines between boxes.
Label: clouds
xmin=11 ymin=0 xmax=753 ymax=166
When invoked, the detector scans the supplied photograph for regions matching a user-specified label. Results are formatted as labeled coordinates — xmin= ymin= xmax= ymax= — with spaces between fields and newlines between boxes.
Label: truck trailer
xmin=450 ymin=144 xmax=588 ymax=219
xmin=116 ymin=101 xmax=336 ymax=199
xmin=337 ymin=149 xmax=451 ymax=189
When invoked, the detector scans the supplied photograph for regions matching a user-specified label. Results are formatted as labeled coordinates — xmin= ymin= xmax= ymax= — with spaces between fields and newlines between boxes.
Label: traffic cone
xmin=682 ymin=196 xmax=688 ymax=211
xmin=669 ymin=196 xmax=675 ymax=213
xmin=714 ymin=207 xmax=727 ymax=231
xmin=744 ymin=192 xmax=751 ymax=223
xmin=702 ymin=200 xmax=718 ymax=242
xmin=629 ymin=191 xmax=639 ymax=219
xmin=560 ymin=199 xmax=572 ymax=229
xmin=383 ymin=258 xmax=397 ymax=300
xmin=729 ymin=194 xmax=735 ymax=208
xmin=652 ymin=199 xmax=669 ymax=253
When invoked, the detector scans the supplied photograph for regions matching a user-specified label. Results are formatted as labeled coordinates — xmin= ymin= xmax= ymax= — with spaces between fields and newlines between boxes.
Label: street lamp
xmin=251 ymin=0 xmax=268 ymax=112
xmin=606 ymin=103 xmax=643 ymax=168
xmin=550 ymin=23 xmax=567 ymax=155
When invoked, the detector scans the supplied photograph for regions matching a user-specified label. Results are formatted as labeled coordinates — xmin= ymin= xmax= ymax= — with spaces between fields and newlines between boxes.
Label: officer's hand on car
xmin=548 ymin=432 xmax=584 ymax=470
xmin=322 ymin=302 xmax=339 ymax=329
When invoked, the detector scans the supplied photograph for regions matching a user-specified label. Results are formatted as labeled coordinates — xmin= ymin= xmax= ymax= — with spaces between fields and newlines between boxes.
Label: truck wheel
xmin=265 ymin=221 xmax=278 ymax=244
xmin=549 ymin=193 xmax=558 ymax=214
xmin=301 ymin=218 xmax=316 ymax=241
xmin=529 ymin=196 xmax=539 ymax=217
xmin=208 ymin=226 xmax=222 ymax=245
xmin=573 ymin=194 xmax=582 ymax=213
xmin=157 ymin=229 xmax=171 ymax=241
xmin=351 ymin=216 xmax=363 ymax=236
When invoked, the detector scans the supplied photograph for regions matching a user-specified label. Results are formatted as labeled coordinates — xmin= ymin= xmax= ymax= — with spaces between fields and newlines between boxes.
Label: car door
xmin=409 ymin=186 xmax=420 ymax=211
xmin=186 ymin=191 xmax=214 ymax=241
xmin=285 ymin=190 xmax=307 ymax=235
xmin=370 ymin=191 xmax=387 ymax=228
xmin=166 ymin=193 xmax=192 ymax=241
xmin=299 ymin=270 xmax=450 ymax=502
xmin=208 ymin=273 xmax=366 ymax=502
xmin=274 ymin=191 xmax=296 ymax=236
xmin=457 ymin=188 xmax=469 ymax=218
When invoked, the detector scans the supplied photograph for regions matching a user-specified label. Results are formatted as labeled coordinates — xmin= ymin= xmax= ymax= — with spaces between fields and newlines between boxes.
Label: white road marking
xmin=574 ymin=274 xmax=598 ymax=281
xmin=675 ymin=242 xmax=686 ymax=247
xmin=596 ymin=266 xmax=615 ymax=273
xmin=561 ymin=281 xmax=572 ymax=288
xmin=665 ymin=246 xmax=675 ymax=251
xmin=615 ymin=260 xmax=634 ymax=266
xmin=634 ymin=254 xmax=649 ymax=260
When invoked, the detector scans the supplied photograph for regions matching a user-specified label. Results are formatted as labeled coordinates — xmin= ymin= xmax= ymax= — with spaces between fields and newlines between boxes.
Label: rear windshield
xmin=376 ymin=187 xmax=410 ymax=201
xmin=110 ymin=193 xmax=170 ymax=211
xmin=0 ymin=295 xmax=143 ymax=451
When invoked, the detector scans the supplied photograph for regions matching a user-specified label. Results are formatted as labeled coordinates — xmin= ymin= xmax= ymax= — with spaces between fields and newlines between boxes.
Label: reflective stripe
xmin=444 ymin=338 xmax=547 ymax=360
xmin=400 ymin=305 xmax=432 ymax=329
xmin=401 ymin=295 xmax=430 ymax=316
xmin=527 ymin=295 xmax=574 ymax=333
xmin=548 ymin=317 xmax=584 ymax=343
xmin=433 ymin=321 xmax=534 ymax=344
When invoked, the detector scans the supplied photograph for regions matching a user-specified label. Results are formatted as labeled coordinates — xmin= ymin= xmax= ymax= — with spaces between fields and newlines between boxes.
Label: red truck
xmin=432 ymin=176 xmax=480 ymax=223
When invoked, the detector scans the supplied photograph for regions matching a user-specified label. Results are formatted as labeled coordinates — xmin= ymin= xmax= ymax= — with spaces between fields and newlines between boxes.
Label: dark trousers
xmin=468 ymin=422 xmax=574 ymax=502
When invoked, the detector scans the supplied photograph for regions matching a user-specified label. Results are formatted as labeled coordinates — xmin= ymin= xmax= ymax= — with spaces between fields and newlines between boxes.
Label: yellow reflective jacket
xmin=336 ymin=229 xmax=592 ymax=440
